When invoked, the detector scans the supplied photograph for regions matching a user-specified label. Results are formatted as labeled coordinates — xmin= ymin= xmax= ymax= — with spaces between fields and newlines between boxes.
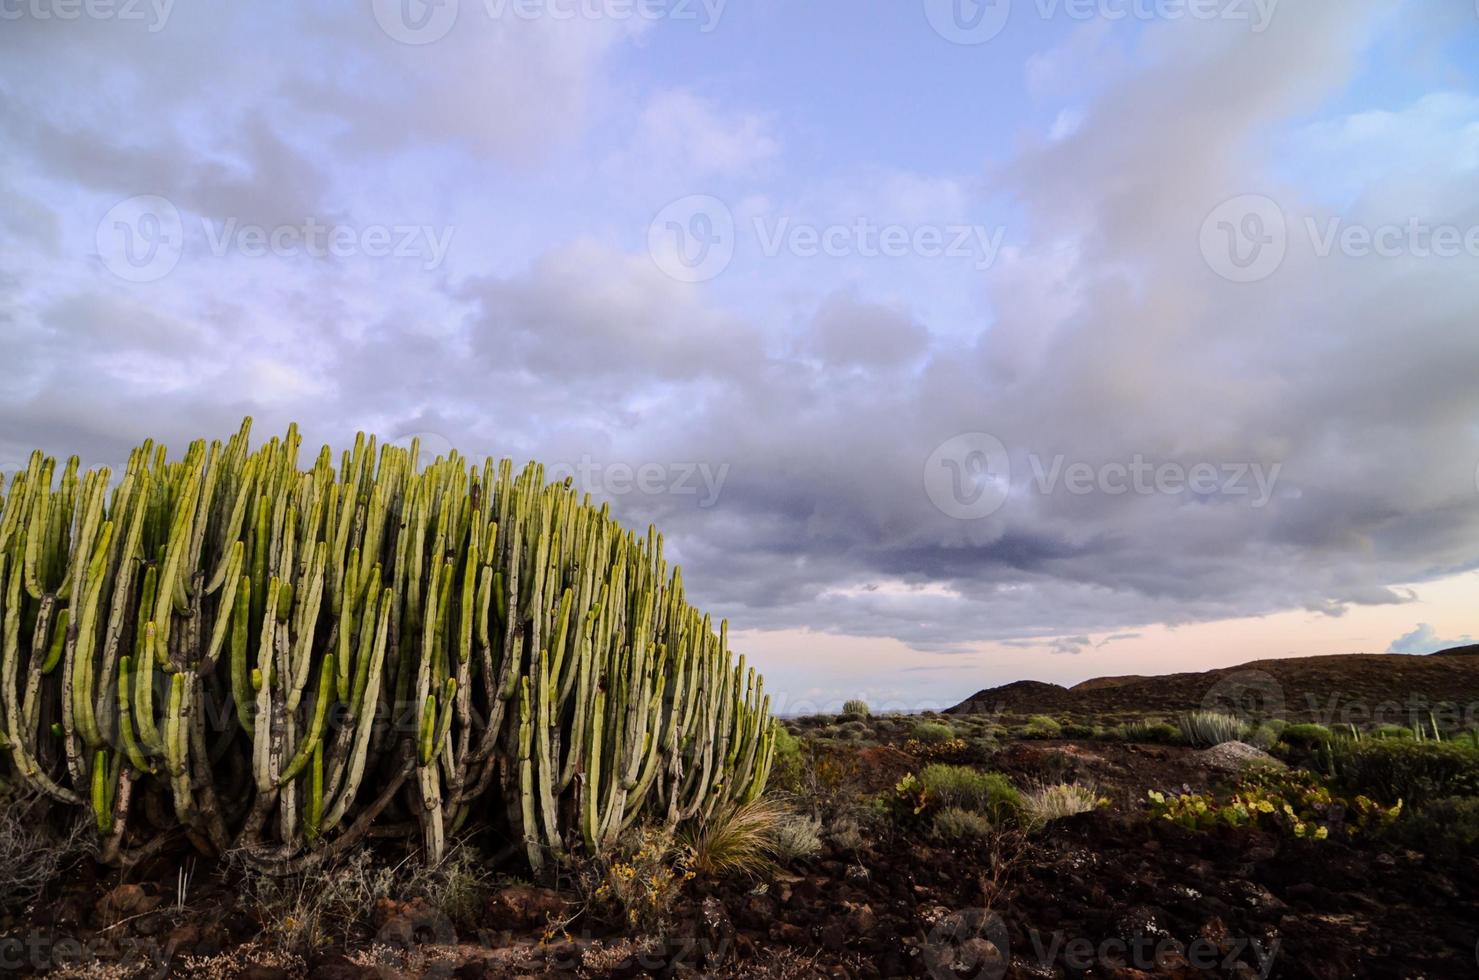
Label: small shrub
xmin=0 ymin=793 xmax=88 ymax=914
xmin=1391 ymin=796 xmax=1479 ymax=858
xmin=912 ymin=720 xmax=957 ymax=744
xmin=1177 ymin=710 xmax=1249 ymax=748
xmin=1059 ymin=721 xmax=1095 ymax=739
xmin=680 ymin=796 xmax=785 ymax=877
xmin=1022 ymin=783 xmax=1104 ymax=830
xmin=917 ymin=765 xmax=1022 ymax=824
xmin=903 ymin=736 xmax=970 ymax=762
xmin=827 ymin=814 xmax=866 ymax=852
xmin=930 ymin=807 xmax=995 ymax=841
xmin=1122 ymin=719 xmax=1182 ymax=744
xmin=1371 ymin=723 xmax=1414 ymax=740
xmin=1278 ymin=723 xmax=1334 ymax=756
xmin=240 ymin=848 xmax=398 ymax=953
xmin=1329 ymin=739 xmax=1479 ymax=805
xmin=1021 ymin=715 xmax=1062 ymax=739
xmin=769 ymin=726 xmax=807 ymax=793
xmin=1246 ymin=722 xmax=1284 ymax=750
xmin=1149 ymin=769 xmax=1400 ymax=842
xmin=589 ymin=827 xmax=692 ymax=933
xmin=770 ymin=814 xmax=824 ymax=863
xmin=841 ymin=699 xmax=871 ymax=718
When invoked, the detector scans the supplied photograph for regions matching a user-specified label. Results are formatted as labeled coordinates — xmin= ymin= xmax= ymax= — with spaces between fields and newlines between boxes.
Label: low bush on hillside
xmin=895 ymin=764 xmax=1023 ymax=827
xmin=930 ymin=807 xmax=996 ymax=841
xmin=1278 ymin=723 xmax=1334 ymax=755
xmin=912 ymin=720 xmax=957 ymax=744
xmin=1021 ymin=783 xmax=1105 ymax=830
xmin=1020 ymin=715 xmax=1063 ymax=739
xmin=1121 ymin=719 xmax=1182 ymax=744
xmin=1149 ymin=769 xmax=1401 ymax=842
xmin=1389 ymin=796 xmax=1479 ymax=858
xmin=1329 ymin=740 xmax=1479 ymax=805
xmin=1178 ymin=711 xmax=1249 ymax=748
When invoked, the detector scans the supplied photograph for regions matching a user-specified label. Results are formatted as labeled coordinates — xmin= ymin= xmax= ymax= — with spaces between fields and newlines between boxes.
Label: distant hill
xmin=948 ymin=650 xmax=1479 ymax=724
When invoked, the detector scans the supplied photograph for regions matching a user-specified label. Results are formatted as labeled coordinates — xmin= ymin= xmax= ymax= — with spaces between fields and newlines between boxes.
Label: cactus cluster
xmin=0 ymin=419 xmax=775 ymax=871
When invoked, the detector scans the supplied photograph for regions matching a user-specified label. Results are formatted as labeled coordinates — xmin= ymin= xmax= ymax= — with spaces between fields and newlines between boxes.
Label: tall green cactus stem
xmin=0 ymin=419 xmax=775 ymax=870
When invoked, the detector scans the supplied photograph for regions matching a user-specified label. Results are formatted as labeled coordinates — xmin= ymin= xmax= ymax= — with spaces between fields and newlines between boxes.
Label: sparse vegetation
xmin=1329 ymin=739 xmax=1479 ymax=805
xmin=1177 ymin=710 xmax=1249 ymax=747
xmin=0 ymin=793 xmax=89 ymax=913
xmin=930 ymin=806 xmax=995 ymax=841
xmin=1121 ymin=718 xmax=1182 ymax=744
xmin=680 ymin=796 xmax=787 ymax=877
xmin=913 ymin=764 xmax=1022 ymax=825
xmin=911 ymin=719 xmax=957 ymax=743
xmin=1021 ymin=782 xmax=1104 ymax=829
xmin=1021 ymin=714 xmax=1063 ymax=739
xmin=770 ymin=813 xmax=824 ymax=863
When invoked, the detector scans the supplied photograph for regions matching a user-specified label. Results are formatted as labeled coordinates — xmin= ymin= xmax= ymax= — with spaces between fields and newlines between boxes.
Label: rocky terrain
xmin=4 ymin=651 xmax=1479 ymax=978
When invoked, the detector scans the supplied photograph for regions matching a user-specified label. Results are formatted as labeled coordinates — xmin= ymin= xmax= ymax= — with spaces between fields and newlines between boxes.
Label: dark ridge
xmin=947 ymin=651 xmax=1479 ymax=722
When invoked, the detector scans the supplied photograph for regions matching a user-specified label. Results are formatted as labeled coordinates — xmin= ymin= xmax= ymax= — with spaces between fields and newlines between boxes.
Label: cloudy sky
xmin=3 ymin=0 xmax=1478 ymax=710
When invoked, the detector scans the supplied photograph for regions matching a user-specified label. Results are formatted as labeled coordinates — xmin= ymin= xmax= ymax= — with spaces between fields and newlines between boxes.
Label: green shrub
xmin=1150 ymin=769 xmax=1401 ymax=841
xmin=1371 ymin=723 xmax=1414 ymax=740
xmin=1177 ymin=711 xmax=1249 ymax=748
xmin=1021 ymin=715 xmax=1062 ymax=739
xmin=1246 ymin=722 xmax=1284 ymax=750
xmin=1122 ymin=719 xmax=1181 ymax=744
xmin=770 ymin=814 xmax=824 ymax=863
xmin=904 ymin=737 xmax=970 ymax=762
xmin=1279 ymin=723 xmax=1334 ymax=754
xmin=912 ymin=720 xmax=957 ymax=744
xmin=1390 ymin=796 xmax=1479 ymax=858
xmin=1060 ymin=722 xmax=1095 ymax=739
xmin=769 ymin=727 xmax=807 ymax=793
xmin=841 ymin=699 xmax=871 ymax=718
xmin=1022 ymin=783 xmax=1103 ymax=830
xmin=1330 ymin=740 xmax=1479 ymax=805
xmin=930 ymin=807 xmax=995 ymax=841
xmin=918 ymin=765 xmax=1022 ymax=823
